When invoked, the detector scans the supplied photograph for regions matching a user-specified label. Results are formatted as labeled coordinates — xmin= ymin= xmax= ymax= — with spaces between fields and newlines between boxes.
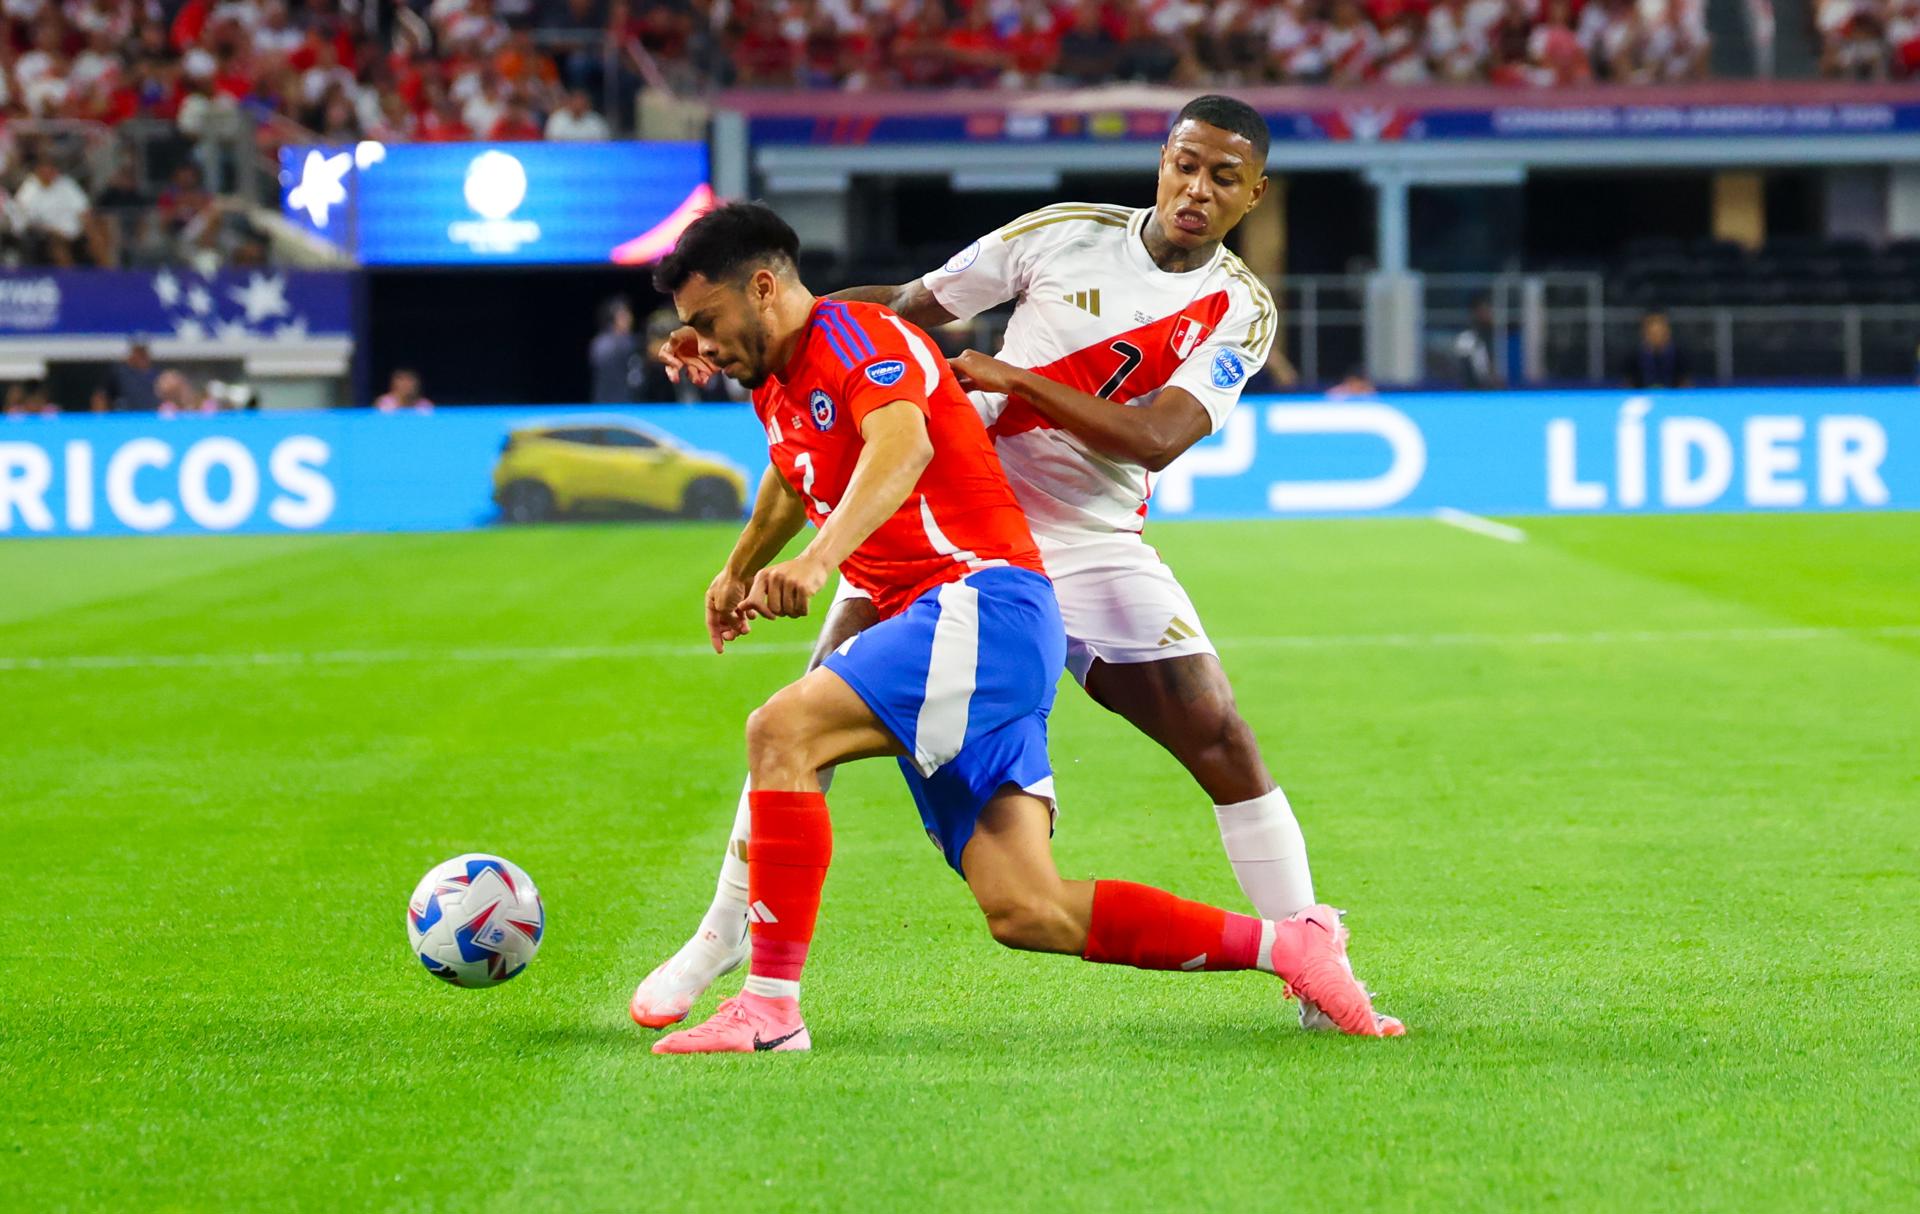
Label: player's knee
xmin=1177 ymin=699 xmax=1260 ymax=767
xmin=980 ymin=895 xmax=1077 ymax=954
xmin=744 ymin=696 xmax=811 ymax=779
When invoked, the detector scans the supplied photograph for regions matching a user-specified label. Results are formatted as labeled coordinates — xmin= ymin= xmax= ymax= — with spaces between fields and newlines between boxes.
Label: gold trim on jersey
xmin=1000 ymin=211 xmax=1131 ymax=241
xmin=1025 ymin=201 xmax=1136 ymax=219
xmin=1220 ymin=252 xmax=1278 ymax=357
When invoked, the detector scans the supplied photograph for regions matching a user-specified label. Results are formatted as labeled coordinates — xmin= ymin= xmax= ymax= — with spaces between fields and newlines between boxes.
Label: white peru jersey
xmin=922 ymin=202 xmax=1276 ymax=540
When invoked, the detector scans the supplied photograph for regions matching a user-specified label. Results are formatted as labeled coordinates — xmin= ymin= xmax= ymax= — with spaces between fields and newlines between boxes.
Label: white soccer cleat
xmin=630 ymin=929 xmax=749 ymax=1029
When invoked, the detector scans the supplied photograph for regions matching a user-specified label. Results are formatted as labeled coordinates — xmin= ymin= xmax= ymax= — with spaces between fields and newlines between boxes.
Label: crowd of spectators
xmin=0 ymin=0 xmax=621 ymax=266
xmin=710 ymin=0 xmax=1709 ymax=89
xmin=0 ymin=0 xmax=1728 ymax=271
xmin=0 ymin=0 xmax=1714 ymax=173
xmin=1817 ymin=0 xmax=1920 ymax=78
xmin=0 ymin=0 xmax=624 ymax=150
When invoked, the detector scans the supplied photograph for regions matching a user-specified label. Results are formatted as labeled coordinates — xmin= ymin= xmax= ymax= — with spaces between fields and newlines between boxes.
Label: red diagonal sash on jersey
xmin=989 ymin=290 xmax=1232 ymax=440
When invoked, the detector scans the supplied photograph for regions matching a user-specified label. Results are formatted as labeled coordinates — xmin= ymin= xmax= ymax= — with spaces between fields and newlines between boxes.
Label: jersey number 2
xmin=1098 ymin=340 xmax=1144 ymax=400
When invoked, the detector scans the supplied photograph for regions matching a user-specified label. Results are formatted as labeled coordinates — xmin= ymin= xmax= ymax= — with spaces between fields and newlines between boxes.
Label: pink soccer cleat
xmin=1298 ymin=949 xmax=1402 ymax=1035
xmin=651 ymin=993 xmax=811 ymax=1055
xmin=1270 ymin=905 xmax=1405 ymax=1038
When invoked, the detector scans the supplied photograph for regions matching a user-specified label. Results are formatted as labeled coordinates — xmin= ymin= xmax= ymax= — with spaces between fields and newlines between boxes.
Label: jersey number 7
xmin=1098 ymin=340 xmax=1144 ymax=400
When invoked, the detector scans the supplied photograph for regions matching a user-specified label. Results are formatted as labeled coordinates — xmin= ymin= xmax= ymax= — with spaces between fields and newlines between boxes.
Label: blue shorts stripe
xmin=820 ymin=567 xmax=1064 ymax=876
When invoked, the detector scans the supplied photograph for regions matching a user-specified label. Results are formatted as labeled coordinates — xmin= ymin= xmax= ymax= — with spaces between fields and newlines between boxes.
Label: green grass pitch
xmin=3 ymin=514 xmax=1916 ymax=1212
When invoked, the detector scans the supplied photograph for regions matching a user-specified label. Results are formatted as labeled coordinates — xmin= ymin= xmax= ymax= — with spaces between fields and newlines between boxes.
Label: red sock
xmin=745 ymin=790 xmax=833 ymax=991
xmin=1082 ymin=880 xmax=1266 ymax=972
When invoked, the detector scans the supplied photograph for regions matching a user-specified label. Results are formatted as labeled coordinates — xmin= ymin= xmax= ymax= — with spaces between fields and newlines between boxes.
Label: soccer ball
xmin=406 ymin=854 xmax=544 ymax=988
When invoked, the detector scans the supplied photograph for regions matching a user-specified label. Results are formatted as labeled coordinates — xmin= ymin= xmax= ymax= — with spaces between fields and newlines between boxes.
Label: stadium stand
xmin=0 ymin=0 xmax=1729 ymax=272
xmin=1813 ymin=0 xmax=1920 ymax=76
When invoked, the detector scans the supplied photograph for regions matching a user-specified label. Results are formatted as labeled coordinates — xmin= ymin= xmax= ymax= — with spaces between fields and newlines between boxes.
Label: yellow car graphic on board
xmin=492 ymin=417 xmax=748 ymax=524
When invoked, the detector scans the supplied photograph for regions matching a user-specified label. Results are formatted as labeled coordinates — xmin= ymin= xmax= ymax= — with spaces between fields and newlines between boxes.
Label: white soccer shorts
xmin=829 ymin=531 xmax=1215 ymax=685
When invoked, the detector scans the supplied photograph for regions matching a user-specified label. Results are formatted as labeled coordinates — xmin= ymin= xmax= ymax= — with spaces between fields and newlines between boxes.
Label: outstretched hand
xmin=705 ymin=568 xmax=753 ymax=652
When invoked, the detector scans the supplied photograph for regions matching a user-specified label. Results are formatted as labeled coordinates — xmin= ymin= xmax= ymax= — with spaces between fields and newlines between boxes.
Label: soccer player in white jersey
xmin=637 ymin=94 xmax=1395 ymax=1034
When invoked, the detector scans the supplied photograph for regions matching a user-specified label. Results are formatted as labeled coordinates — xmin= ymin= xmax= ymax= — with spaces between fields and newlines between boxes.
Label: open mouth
xmin=1172 ymin=207 xmax=1209 ymax=234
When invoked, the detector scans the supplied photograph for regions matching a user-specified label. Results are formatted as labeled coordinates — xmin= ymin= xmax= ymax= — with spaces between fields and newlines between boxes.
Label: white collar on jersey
xmin=1121 ymin=207 xmax=1228 ymax=283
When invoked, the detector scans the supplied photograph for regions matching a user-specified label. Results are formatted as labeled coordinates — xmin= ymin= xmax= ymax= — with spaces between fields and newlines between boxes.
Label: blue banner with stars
xmin=0 ymin=270 xmax=351 ymax=340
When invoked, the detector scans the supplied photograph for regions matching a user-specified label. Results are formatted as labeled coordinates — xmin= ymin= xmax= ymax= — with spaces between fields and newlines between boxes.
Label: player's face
xmin=1156 ymin=121 xmax=1268 ymax=249
xmin=674 ymin=271 xmax=776 ymax=388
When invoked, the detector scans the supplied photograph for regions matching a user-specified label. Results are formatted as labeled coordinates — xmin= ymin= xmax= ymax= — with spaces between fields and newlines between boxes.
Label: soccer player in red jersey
xmin=639 ymin=96 xmax=1400 ymax=1038
xmin=646 ymin=203 xmax=1395 ymax=1054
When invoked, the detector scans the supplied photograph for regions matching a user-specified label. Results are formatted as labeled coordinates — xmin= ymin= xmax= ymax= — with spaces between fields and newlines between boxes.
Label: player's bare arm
xmin=949 ymin=349 xmax=1210 ymax=472
xmin=742 ymin=400 xmax=934 ymax=621
xmin=826 ymin=280 xmax=959 ymax=330
xmin=708 ymin=465 xmax=809 ymax=651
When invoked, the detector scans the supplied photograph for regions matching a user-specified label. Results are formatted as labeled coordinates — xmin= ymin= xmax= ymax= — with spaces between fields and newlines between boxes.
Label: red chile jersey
xmin=751 ymin=298 xmax=1045 ymax=618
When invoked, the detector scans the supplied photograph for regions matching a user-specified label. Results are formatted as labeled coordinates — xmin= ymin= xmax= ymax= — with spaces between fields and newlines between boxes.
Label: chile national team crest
xmin=808 ymin=388 xmax=836 ymax=430
xmin=1171 ymin=316 xmax=1214 ymax=360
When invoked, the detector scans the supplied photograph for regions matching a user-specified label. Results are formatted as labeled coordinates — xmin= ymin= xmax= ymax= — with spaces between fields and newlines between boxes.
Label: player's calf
xmin=958 ymin=793 xmax=1399 ymax=1036
xmin=979 ymin=891 xmax=1090 ymax=954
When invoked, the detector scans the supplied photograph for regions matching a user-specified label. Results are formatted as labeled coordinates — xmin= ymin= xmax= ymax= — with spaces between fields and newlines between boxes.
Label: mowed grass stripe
xmin=5 ymin=622 xmax=1920 ymax=672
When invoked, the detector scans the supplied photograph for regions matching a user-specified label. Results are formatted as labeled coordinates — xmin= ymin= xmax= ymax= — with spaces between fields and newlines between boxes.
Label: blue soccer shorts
xmin=821 ymin=565 xmax=1066 ymax=876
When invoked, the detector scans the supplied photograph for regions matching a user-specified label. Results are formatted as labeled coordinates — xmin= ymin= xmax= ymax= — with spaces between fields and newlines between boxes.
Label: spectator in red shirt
xmin=1003 ymin=5 xmax=1062 ymax=85
xmin=209 ymin=51 xmax=252 ymax=100
xmin=488 ymin=100 xmax=544 ymax=141
xmin=892 ymin=10 xmax=952 ymax=86
xmin=731 ymin=20 xmax=796 ymax=85
xmin=1528 ymin=0 xmax=1592 ymax=83
xmin=418 ymin=91 xmax=475 ymax=141
xmin=797 ymin=13 xmax=845 ymax=88
xmin=943 ymin=4 xmax=1008 ymax=88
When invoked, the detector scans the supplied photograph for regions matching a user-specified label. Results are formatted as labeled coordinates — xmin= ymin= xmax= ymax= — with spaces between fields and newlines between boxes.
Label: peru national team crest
xmin=1211 ymin=348 xmax=1247 ymax=388
xmin=1170 ymin=316 xmax=1213 ymax=360
xmin=809 ymin=388 xmax=836 ymax=431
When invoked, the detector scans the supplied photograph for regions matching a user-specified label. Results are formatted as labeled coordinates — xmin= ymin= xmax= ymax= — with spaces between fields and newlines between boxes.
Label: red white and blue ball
xmin=406 ymin=854 xmax=543 ymax=988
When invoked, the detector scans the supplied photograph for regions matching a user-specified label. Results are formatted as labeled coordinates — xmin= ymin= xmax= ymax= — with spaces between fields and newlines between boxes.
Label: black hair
xmin=653 ymin=202 xmax=801 ymax=294
xmin=1173 ymin=94 xmax=1270 ymax=167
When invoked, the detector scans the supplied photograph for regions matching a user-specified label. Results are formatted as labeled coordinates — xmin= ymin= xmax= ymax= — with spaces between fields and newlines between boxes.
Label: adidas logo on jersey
xmin=1062 ymin=288 xmax=1101 ymax=317
xmin=1159 ymin=617 xmax=1201 ymax=647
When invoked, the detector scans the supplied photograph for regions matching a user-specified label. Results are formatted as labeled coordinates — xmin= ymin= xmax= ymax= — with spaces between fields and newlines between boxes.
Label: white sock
xmin=688 ymin=781 xmax=754 ymax=958
xmin=1255 ymin=920 xmax=1278 ymax=975
xmin=743 ymin=974 xmax=800 ymax=1000
xmin=690 ymin=768 xmax=838 ymax=959
xmin=1214 ymin=788 xmax=1315 ymax=920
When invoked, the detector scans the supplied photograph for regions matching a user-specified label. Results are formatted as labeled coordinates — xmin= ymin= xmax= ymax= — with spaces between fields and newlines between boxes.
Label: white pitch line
xmin=1434 ymin=507 xmax=1528 ymax=543
xmin=3 ymin=626 xmax=1917 ymax=673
